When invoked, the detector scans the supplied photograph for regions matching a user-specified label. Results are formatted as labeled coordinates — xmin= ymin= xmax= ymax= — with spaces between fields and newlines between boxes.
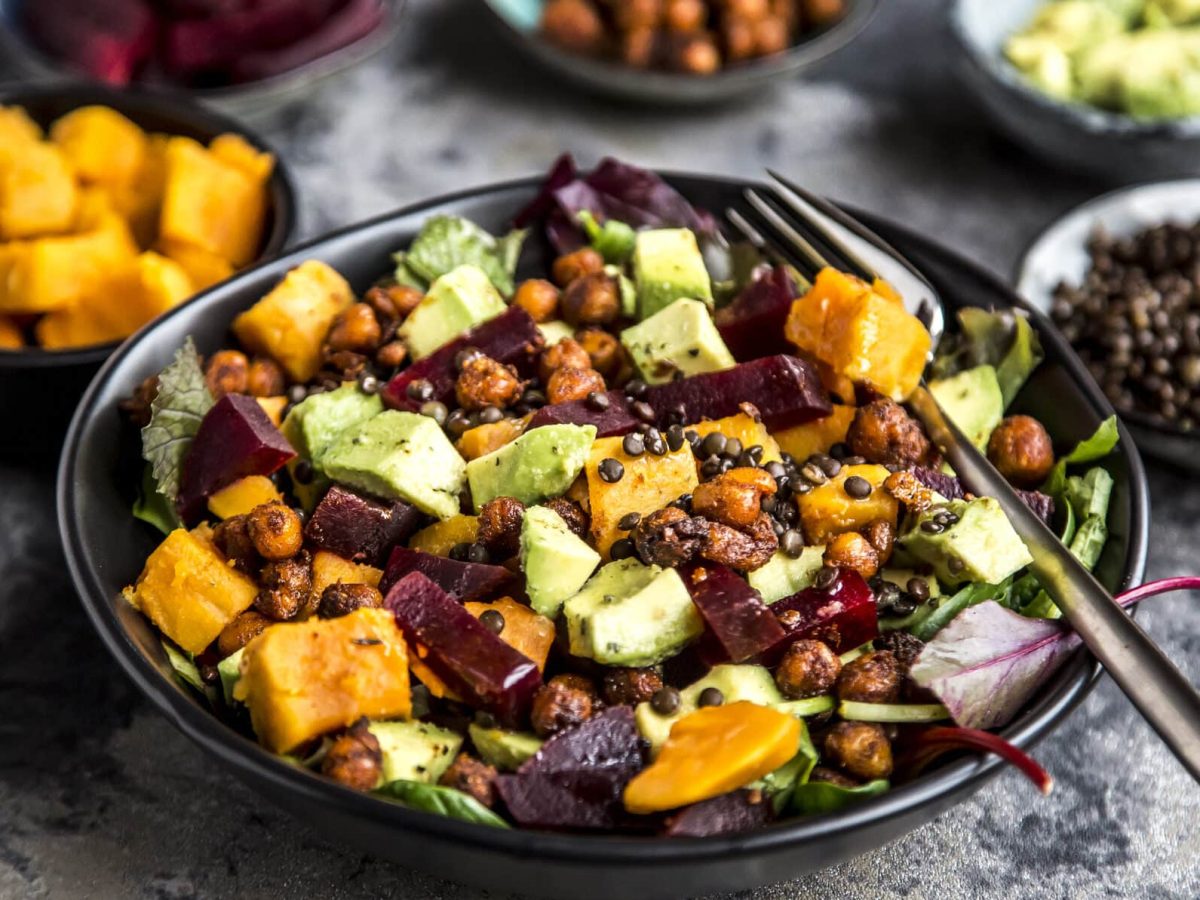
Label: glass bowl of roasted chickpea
xmin=479 ymin=0 xmax=879 ymax=103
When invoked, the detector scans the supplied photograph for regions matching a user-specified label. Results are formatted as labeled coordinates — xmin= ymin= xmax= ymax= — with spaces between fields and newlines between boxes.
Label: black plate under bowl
xmin=57 ymin=175 xmax=1149 ymax=899
xmin=0 ymin=82 xmax=298 ymax=462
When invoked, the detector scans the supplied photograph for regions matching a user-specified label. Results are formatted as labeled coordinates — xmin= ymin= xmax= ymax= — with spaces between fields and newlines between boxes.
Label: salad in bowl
xmin=115 ymin=157 xmax=1123 ymax=837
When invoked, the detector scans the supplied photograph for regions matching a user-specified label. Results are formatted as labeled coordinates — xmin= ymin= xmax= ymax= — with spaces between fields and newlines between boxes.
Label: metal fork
xmin=729 ymin=171 xmax=1200 ymax=783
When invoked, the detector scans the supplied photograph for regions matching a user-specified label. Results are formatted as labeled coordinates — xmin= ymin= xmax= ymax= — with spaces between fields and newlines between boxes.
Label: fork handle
xmin=909 ymin=386 xmax=1200 ymax=783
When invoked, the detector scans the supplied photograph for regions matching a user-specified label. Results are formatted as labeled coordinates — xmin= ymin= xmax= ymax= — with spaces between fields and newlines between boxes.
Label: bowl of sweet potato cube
xmin=0 ymin=83 xmax=296 ymax=457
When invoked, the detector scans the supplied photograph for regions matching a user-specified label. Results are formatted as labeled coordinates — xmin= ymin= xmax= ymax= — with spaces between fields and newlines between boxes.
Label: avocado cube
xmin=748 ymin=546 xmax=826 ymax=604
xmin=899 ymin=497 xmax=1033 ymax=587
xmin=322 ymin=410 xmax=466 ymax=520
xmin=536 ymin=320 xmax=575 ymax=346
xmin=281 ymin=384 xmax=383 ymax=509
xmin=633 ymin=228 xmax=713 ymax=319
xmin=467 ymin=423 xmax=596 ymax=511
xmin=520 ymin=504 xmax=601 ymax=618
xmin=398 ymin=263 xmax=507 ymax=360
xmin=467 ymin=724 xmax=543 ymax=772
xmin=929 ymin=365 xmax=1003 ymax=450
xmin=620 ymin=298 xmax=736 ymax=385
xmin=563 ymin=558 xmax=702 ymax=667
xmin=634 ymin=663 xmax=783 ymax=755
xmin=368 ymin=719 xmax=464 ymax=785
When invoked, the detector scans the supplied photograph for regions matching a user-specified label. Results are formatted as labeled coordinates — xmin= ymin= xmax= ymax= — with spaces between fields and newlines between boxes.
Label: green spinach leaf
xmin=133 ymin=465 xmax=180 ymax=535
xmin=395 ymin=215 xmax=527 ymax=296
xmin=375 ymin=780 xmax=511 ymax=828
xmin=912 ymin=579 xmax=1012 ymax=641
xmin=792 ymin=778 xmax=889 ymax=815
xmin=162 ymin=640 xmax=204 ymax=693
xmin=578 ymin=211 xmax=636 ymax=264
xmin=1042 ymin=415 xmax=1119 ymax=497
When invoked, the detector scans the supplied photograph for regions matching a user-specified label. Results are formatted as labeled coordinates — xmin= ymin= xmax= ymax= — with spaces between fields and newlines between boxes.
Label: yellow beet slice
xmin=234 ymin=607 xmax=410 ymax=753
xmin=796 ymin=463 xmax=896 ymax=545
xmin=206 ymin=475 xmax=282 ymax=520
xmin=773 ymin=404 xmax=856 ymax=463
xmin=408 ymin=515 xmax=479 ymax=557
xmin=623 ymin=701 xmax=801 ymax=814
xmin=123 ymin=528 xmax=259 ymax=655
xmin=311 ymin=549 xmax=383 ymax=596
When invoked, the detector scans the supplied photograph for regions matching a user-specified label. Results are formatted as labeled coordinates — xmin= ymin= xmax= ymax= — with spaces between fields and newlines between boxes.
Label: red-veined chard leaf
xmin=141 ymin=338 xmax=213 ymax=508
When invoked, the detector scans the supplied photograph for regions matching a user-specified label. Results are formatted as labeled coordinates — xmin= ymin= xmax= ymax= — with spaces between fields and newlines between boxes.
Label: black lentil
xmin=666 ymin=424 xmax=686 ymax=452
xmin=420 ymin=400 xmax=448 ymax=426
xmin=651 ymin=686 xmax=681 ymax=715
xmin=701 ymin=432 xmax=727 ymax=457
xmin=697 ymin=687 xmax=724 ymax=708
xmin=781 ymin=529 xmax=804 ymax=558
xmin=844 ymin=475 xmax=873 ymax=499
xmin=610 ymin=537 xmax=636 ymax=560
xmin=814 ymin=565 xmax=839 ymax=591
xmin=907 ymin=577 xmax=931 ymax=602
xmin=631 ymin=400 xmax=656 ymax=423
xmin=479 ymin=609 xmax=506 ymax=634
xmin=586 ymin=391 xmax=611 ymax=411
xmin=598 ymin=458 xmax=625 ymax=483
xmin=618 ymin=511 xmax=642 ymax=531
xmin=478 ymin=405 xmax=503 ymax=424
xmin=406 ymin=379 xmax=434 ymax=402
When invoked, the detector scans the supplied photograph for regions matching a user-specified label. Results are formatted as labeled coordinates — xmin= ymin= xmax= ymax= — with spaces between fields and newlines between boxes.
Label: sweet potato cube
xmin=785 ymin=267 xmax=931 ymax=401
xmin=160 ymin=136 xmax=267 ymax=267
xmin=0 ymin=106 xmax=42 ymax=153
xmin=234 ymin=608 xmax=411 ymax=753
xmin=464 ymin=597 xmax=556 ymax=672
xmin=4 ymin=209 xmax=136 ymax=314
xmin=311 ymin=549 xmax=383 ymax=596
xmin=206 ymin=475 xmax=283 ymax=519
xmin=50 ymin=105 xmax=147 ymax=187
xmin=797 ymin=463 xmax=897 ymax=544
xmin=687 ymin=413 xmax=782 ymax=464
xmin=0 ymin=141 xmax=79 ymax=240
xmin=456 ymin=416 xmax=528 ymax=460
xmin=123 ymin=528 xmax=259 ymax=654
xmin=0 ymin=315 xmax=24 ymax=349
xmin=232 ymin=260 xmax=354 ymax=381
xmin=408 ymin=515 xmax=479 ymax=557
xmin=209 ymin=133 xmax=275 ymax=183
xmin=160 ymin=237 xmax=234 ymax=291
xmin=256 ymin=396 xmax=288 ymax=426
xmin=772 ymin=404 xmax=856 ymax=462
xmin=587 ymin=435 xmax=698 ymax=558
xmin=108 ymin=133 xmax=169 ymax=248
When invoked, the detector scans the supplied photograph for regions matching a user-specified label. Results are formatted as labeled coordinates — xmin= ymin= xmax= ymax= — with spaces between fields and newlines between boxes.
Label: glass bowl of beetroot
xmin=58 ymin=158 xmax=1148 ymax=898
xmin=0 ymin=0 xmax=402 ymax=117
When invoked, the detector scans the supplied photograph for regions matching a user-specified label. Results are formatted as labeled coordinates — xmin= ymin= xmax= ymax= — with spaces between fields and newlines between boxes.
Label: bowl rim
xmin=0 ymin=0 xmax=404 ymax=106
xmin=0 ymin=80 xmax=300 ymax=368
xmin=57 ymin=172 xmax=1151 ymax=864
xmin=1012 ymin=174 xmax=1200 ymax=444
xmin=478 ymin=0 xmax=881 ymax=101
xmin=946 ymin=0 xmax=1200 ymax=137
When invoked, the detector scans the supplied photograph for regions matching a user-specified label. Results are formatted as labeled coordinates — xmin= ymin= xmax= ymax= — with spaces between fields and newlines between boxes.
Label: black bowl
xmin=57 ymin=175 xmax=1149 ymax=899
xmin=0 ymin=82 xmax=298 ymax=461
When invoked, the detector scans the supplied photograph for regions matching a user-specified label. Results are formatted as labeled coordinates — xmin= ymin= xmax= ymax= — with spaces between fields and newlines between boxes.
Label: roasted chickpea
xmin=752 ymin=14 xmax=789 ymax=54
xmin=455 ymin=355 xmax=525 ymax=411
xmin=543 ymin=497 xmax=590 ymax=539
xmin=727 ymin=0 xmax=770 ymax=19
xmin=835 ymin=650 xmax=901 ymax=703
xmin=561 ymin=272 xmax=621 ymax=326
xmin=246 ymin=501 xmax=304 ymax=561
xmin=375 ymin=340 xmax=408 ymax=370
xmin=546 ymin=365 xmax=606 ymax=405
xmin=614 ymin=0 xmax=663 ymax=30
xmin=874 ymin=631 xmax=925 ymax=672
xmin=774 ymin=639 xmax=841 ymax=699
xmin=322 ymin=719 xmax=383 ymax=791
xmin=255 ymin=552 xmax=314 ymax=621
xmin=439 ymin=753 xmax=498 ymax=807
xmin=634 ymin=506 xmax=707 ymax=568
xmin=318 ymin=583 xmax=383 ymax=619
xmin=603 ymin=667 xmax=665 ymax=706
xmin=246 ymin=357 xmax=286 ymax=397
xmin=476 ymin=496 xmax=526 ymax=558
xmin=552 ymin=247 xmax=605 ymax=287
xmin=665 ymin=0 xmax=706 ymax=32
xmin=700 ymin=514 xmax=778 ymax=572
xmin=883 ymin=470 xmax=936 ymax=515
xmin=822 ymin=532 xmax=880 ymax=580
xmin=514 ymin=278 xmax=561 ymax=323
xmin=216 ymin=610 xmax=271 ymax=658
xmin=326 ymin=303 xmax=382 ymax=354
xmin=802 ymin=0 xmax=846 ymax=26
xmin=808 ymin=765 xmax=859 ymax=788
xmin=823 ymin=721 xmax=893 ymax=781
xmin=212 ymin=515 xmax=259 ymax=573
xmin=119 ymin=373 xmax=158 ymax=427
xmin=366 ymin=283 xmax=423 ymax=322
xmin=538 ymin=337 xmax=593 ymax=383
xmin=674 ymin=34 xmax=721 ymax=74
xmin=204 ymin=350 xmax=249 ymax=398
xmin=322 ymin=349 xmax=369 ymax=382
xmin=847 ymin=398 xmax=934 ymax=469
xmin=861 ymin=519 xmax=895 ymax=566
xmin=722 ymin=16 xmax=756 ymax=62
xmin=987 ymin=415 xmax=1055 ymax=488
xmin=575 ymin=328 xmax=623 ymax=377
xmin=542 ymin=0 xmax=606 ymax=54
xmin=530 ymin=674 xmax=599 ymax=738
xmin=621 ymin=27 xmax=658 ymax=67
xmin=692 ymin=467 xmax=778 ymax=530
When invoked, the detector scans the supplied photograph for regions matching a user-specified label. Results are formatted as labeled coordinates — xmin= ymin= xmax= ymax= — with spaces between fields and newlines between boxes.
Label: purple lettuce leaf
xmin=910 ymin=467 xmax=1054 ymax=524
xmin=909 ymin=600 xmax=1084 ymax=730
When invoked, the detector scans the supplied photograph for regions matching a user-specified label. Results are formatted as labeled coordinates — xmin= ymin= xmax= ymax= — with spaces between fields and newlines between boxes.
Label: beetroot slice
xmin=525 ymin=390 xmax=640 ymax=437
xmin=767 ymin=568 xmax=878 ymax=657
xmin=379 ymin=545 xmax=514 ymax=601
xmin=643 ymin=355 xmax=830 ymax=432
xmin=304 ymin=486 xmax=422 ymax=566
xmin=662 ymin=790 xmax=774 ymax=837
xmin=384 ymin=571 xmax=539 ymax=725
xmin=910 ymin=467 xmax=1055 ymax=524
xmin=22 ymin=0 xmax=156 ymax=85
xmin=715 ymin=266 xmax=797 ymax=362
xmin=177 ymin=393 xmax=295 ymax=523
xmin=230 ymin=0 xmax=386 ymax=83
xmin=496 ymin=707 xmax=647 ymax=830
xmin=381 ymin=307 xmax=542 ymax=413
xmin=680 ymin=563 xmax=785 ymax=664
xmin=163 ymin=0 xmax=339 ymax=75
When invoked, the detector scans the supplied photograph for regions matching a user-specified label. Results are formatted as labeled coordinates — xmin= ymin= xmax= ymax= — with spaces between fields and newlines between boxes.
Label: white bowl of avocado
xmin=950 ymin=0 xmax=1200 ymax=180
